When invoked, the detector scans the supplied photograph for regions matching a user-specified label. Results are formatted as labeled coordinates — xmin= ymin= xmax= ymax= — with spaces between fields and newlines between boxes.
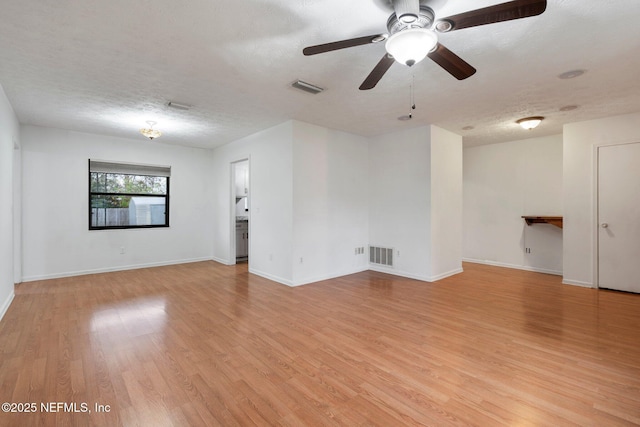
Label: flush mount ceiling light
xmin=385 ymin=28 xmax=438 ymax=67
xmin=139 ymin=120 xmax=162 ymax=140
xmin=517 ymin=116 xmax=544 ymax=130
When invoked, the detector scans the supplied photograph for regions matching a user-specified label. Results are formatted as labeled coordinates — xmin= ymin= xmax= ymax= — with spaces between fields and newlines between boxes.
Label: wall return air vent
xmin=369 ymin=246 xmax=394 ymax=267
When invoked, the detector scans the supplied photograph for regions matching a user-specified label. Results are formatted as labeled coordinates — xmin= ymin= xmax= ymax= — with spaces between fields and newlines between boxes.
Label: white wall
xmin=563 ymin=112 xmax=640 ymax=287
xmin=211 ymin=120 xmax=371 ymax=287
xmin=214 ymin=120 xmax=463 ymax=286
xmin=292 ymin=121 xmax=369 ymax=285
xmin=369 ymin=125 xmax=462 ymax=282
xmin=13 ymin=130 xmax=21 ymax=285
xmin=211 ymin=121 xmax=294 ymax=285
xmin=430 ymin=126 xmax=463 ymax=279
xmin=369 ymin=126 xmax=432 ymax=280
xmin=20 ymin=125 xmax=215 ymax=281
xmin=463 ymin=135 xmax=563 ymax=275
xmin=0 ymin=84 xmax=20 ymax=321
xmin=14 ymin=117 xmax=466 ymax=289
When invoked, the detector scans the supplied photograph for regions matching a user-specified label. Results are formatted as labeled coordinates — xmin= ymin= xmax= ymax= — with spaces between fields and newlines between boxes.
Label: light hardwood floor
xmin=1 ymin=262 xmax=639 ymax=426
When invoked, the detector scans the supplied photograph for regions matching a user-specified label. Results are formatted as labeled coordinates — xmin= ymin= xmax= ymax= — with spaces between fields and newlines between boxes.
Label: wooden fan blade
xmin=303 ymin=34 xmax=386 ymax=56
xmin=359 ymin=54 xmax=395 ymax=90
xmin=437 ymin=0 xmax=546 ymax=32
xmin=427 ymin=43 xmax=476 ymax=80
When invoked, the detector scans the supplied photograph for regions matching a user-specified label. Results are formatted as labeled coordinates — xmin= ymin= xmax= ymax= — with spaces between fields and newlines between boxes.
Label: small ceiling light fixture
xmin=385 ymin=28 xmax=438 ymax=67
xmin=139 ymin=120 xmax=162 ymax=140
xmin=462 ymin=125 xmax=475 ymax=131
xmin=559 ymin=105 xmax=579 ymax=112
xmin=517 ymin=116 xmax=544 ymax=130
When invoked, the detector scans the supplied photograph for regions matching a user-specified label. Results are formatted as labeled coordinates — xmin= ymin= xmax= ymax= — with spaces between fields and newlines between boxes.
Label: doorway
xmin=231 ymin=159 xmax=250 ymax=264
xmin=597 ymin=142 xmax=640 ymax=293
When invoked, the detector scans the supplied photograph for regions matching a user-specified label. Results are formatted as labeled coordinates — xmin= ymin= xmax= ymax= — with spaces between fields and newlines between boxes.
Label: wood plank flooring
xmin=1 ymin=262 xmax=639 ymax=426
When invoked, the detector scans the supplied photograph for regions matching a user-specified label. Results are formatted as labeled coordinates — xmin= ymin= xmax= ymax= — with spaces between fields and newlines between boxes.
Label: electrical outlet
xmin=120 ymin=246 xmax=125 ymax=254
xmin=525 ymin=248 xmax=531 ymax=254
xmin=299 ymin=257 xmax=304 ymax=264
xmin=269 ymin=253 xmax=273 ymax=261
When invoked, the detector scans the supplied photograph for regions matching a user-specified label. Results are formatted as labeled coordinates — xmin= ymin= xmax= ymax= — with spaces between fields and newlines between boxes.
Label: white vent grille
xmin=369 ymin=246 xmax=393 ymax=267
xmin=292 ymin=80 xmax=324 ymax=94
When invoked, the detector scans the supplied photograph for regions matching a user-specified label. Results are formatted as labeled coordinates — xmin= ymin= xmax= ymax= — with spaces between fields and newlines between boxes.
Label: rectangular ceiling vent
xmin=369 ymin=246 xmax=394 ymax=267
xmin=292 ymin=80 xmax=324 ymax=94
xmin=167 ymin=101 xmax=191 ymax=111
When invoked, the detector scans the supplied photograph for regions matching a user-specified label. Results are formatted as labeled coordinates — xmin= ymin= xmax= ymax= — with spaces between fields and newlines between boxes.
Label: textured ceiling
xmin=1 ymin=0 xmax=639 ymax=149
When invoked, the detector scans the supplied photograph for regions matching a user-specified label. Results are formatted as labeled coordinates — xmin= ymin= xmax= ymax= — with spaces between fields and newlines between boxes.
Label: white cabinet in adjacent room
xmin=235 ymin=162 xmax=248 ymax=197
xmin=235 ymin=221 xmax=248 ymax=259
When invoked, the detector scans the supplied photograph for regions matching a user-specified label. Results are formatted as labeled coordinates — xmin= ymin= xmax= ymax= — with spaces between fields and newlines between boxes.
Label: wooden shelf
xmin=522 ymin=216 xmax=563 ymax=229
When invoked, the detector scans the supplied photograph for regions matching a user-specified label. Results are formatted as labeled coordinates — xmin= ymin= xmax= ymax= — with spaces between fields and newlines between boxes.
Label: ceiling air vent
xmin=167 ymin=101 xmax=191 ymax=111
xmin=292 ymin=80 xmax=324 ymax=94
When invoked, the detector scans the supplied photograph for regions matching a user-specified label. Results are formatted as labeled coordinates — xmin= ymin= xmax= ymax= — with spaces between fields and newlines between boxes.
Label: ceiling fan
xmin=303 ymin=0 xmax=547 ymax=90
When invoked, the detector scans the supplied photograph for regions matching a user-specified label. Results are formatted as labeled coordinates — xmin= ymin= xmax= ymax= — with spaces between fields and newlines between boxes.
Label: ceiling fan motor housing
xmin=394 ymin=0 xmax=420 ymax=23
xmin=387 ymin=5 xmax=435 ymax=35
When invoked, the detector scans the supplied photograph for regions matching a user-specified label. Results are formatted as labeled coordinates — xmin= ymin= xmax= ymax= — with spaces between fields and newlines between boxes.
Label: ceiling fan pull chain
xmin=409 ymin=75 xmax=416 ymax=118
xmin=411 ymin=74 xmax=416 ymax=111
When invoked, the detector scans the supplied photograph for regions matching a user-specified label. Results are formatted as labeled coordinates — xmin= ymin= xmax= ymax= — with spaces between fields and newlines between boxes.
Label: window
xmin=89 ymin=160 xmax=170 ymax=230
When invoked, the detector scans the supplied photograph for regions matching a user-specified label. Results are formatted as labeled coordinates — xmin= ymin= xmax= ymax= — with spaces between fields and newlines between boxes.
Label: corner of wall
xmin=429 ymin=125 xmax=463 ymax=278
xmin=0 ymin=291 xmax=14 ymax=322
xmin=0 ymin=83 xmax=20 ymax=322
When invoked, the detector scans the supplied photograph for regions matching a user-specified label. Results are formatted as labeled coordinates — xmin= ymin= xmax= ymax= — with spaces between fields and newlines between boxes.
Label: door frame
xmin=593 ymin=140 xmax=640 ymax=289
xmin=230 ymin=157 xmax=250 ymax=266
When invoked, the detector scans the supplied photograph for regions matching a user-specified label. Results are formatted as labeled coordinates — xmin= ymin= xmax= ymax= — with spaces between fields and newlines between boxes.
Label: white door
xmin=598 ymin=142 xmax=640 ymax=293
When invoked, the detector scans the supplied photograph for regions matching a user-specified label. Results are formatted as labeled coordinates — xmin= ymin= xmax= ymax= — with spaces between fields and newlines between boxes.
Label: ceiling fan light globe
xmin=385 ymin=28 xmax=438 ymax=67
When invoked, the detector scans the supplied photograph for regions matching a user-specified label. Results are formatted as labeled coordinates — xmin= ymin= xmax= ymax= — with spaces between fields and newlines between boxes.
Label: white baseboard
xmin=429 ymin=268 xmax=464 ymax=282
xmin=0 ymin=291 xmax=15 ymax=322
xmin=368 ymin=265 xmax=431 ymax=282
xmin=248 ymin=268 xmax=293 ymax=287
xmin=561 ymin=279 xmax=594 ymax=288
xmin=292 ymin=266 xmax=369 ymax=287
xmin=249 ymin=267 xmax=370 ymax=287
xmin=21 ymin=257 xmax=215 ymax=282
xmin=211 ymin=255 xmax=233 ymax=266
xmin=368 ymin=265 xmax=464 ymax=283
xmin=462 ymin=258 xmax=563 ymax=276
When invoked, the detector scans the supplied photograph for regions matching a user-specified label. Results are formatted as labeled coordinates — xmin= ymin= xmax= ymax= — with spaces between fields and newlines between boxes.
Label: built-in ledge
xmin=522 ymin=216 xmax=563 ymax=229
